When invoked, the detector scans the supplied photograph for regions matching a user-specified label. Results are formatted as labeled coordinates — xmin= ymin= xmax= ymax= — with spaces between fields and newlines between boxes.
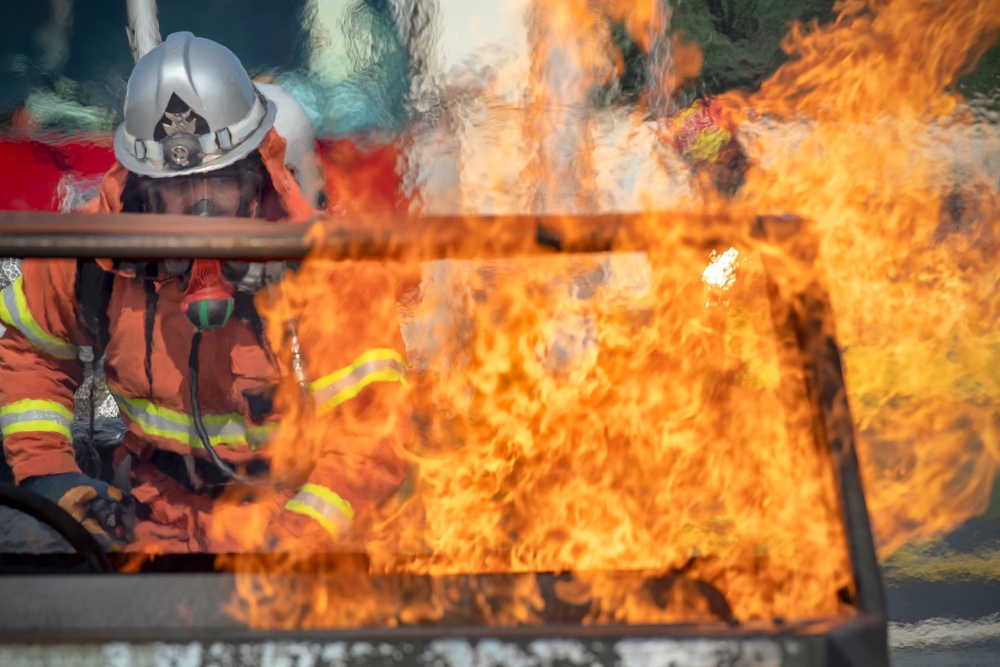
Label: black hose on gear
xmin=188 ymin=331 xmax=265 ymax=486
xmin=143 ymin=264 xmax=159 ymax=396
xmin=188 ymin=330 xmax=313 ymax=490
xmin=0 ymin=483 xmax=113 ymax=573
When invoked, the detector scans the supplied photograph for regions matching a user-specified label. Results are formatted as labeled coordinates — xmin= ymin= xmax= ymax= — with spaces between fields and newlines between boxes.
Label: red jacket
xmin=0 ymin=128 xmax=411 ymax=549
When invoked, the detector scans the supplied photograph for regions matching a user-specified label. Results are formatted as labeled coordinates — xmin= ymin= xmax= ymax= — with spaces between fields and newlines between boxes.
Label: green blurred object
xmin=616 ymin=0 xmax=997 ymax=104
xmin=672 ymin=0 xmax=837 ymax=95
xmin=24 ymin=80 xmax=117 ymax=133
xmin=959 ymin=44 xmax=1000 ymax=110
xmin=985 ymin=475 xmax=1000 ymax=522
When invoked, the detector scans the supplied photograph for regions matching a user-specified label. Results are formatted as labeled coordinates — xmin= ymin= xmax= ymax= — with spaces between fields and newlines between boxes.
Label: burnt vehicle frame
xmin=0 ymin=210 xmax=888 ymax=666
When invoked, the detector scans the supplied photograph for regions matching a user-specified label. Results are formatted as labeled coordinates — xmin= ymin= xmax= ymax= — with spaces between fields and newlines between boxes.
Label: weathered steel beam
xmin=750 ymin=215 xmax=886 ymax=620
xmin=0 ymin=573 xmax=884 ymax=665
xmin=0 ymin=210 xmax=740 ymax=260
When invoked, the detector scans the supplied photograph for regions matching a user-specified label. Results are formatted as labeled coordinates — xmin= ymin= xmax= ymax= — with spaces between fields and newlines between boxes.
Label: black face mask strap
xmin=143 ymin=264 xmax=159 ymax=396
xmin=188 ymin=331 xmax=244 ymax=482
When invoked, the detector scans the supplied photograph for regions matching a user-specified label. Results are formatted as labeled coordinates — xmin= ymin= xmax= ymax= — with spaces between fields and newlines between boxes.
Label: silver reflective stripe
xmin=0 ymin=401 xmax=73 ymax=439
xmin=286 ymin=487 xmax=353 ymax=538
xmin=313 ymin=357 xmax=407 ymax=406
xmin=111 ymin=389 xmax=273 ymax=450
xmin=0 ymin=409 xmax=72 ymax=431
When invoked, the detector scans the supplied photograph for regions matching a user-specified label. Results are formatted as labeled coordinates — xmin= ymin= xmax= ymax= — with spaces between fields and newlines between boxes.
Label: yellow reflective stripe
xmin=0 ymin=399 xmax=73 ymax=439
xmin=110 ymin=386 xmax=273 ymax=451
xmin=1 ymin=420 xmax=72 ymax=438
xmin=301 ymin=483 xmax=355 ymax=520
xmin=285 ymin=500 xmax=342 ymax=539
xmin=311 ymin=348 xmax=408 ymax=414
xmin=247 ymin=424 xmax=278 ymax=445
xmin=0 ymin=277 xmax=78 ymax=360
xmin=319 ymin=367 xmax=407 ymax=413
xmin=309 ymin=348 xmax=406 ymax=391
xmin=114 ymin=399 xmax=202 ymax=448
xmin=284 ymin=484 xmax=354 ymax=539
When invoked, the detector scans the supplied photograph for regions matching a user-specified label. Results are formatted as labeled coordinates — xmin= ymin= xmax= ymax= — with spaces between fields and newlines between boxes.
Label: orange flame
xmin=210 ymin=0 xmax=1000 ymax=629
xmin=212 ymin=215 xmax=853 ymax=626
xmin=723 ymin=0 xmax=1000 ymax=554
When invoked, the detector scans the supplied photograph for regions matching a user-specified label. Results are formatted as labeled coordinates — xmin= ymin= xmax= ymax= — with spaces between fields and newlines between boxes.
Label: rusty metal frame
xmin=0 ymin=210 xmax=624 ymax=260
xmin=0 ymin=210 xmax=888 ymax=666
xmin=750 ymin=215 xmax=885 ymax=620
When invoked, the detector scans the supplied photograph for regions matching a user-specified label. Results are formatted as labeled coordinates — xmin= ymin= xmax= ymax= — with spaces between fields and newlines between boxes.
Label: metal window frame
xmin=0 ymin=210 xmax=888 ymax=666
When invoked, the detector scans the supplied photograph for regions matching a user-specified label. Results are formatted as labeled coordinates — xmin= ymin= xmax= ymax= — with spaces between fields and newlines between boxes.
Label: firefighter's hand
xmin=22 ymin=472 xmax=134 ymax=549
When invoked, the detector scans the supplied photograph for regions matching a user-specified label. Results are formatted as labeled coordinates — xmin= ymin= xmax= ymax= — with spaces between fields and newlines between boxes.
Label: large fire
xmin=726 ymin=0 xmax=1000 ymax=555
xmin=207 ymin=0 xmax=1000 ymax=628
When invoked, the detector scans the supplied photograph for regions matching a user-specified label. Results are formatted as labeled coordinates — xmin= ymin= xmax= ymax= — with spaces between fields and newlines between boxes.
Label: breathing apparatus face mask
xmin=137 ymin=164 xmax=288 ymax=331
xmin=143 ymin=171 xmax=263 ymax=218
xmin=151 ymin=258 xmax=293 ymax=332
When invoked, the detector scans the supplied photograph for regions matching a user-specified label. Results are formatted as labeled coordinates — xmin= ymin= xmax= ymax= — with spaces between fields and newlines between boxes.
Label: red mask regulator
xmin=180 ymin=259 xmax=234 ymax=330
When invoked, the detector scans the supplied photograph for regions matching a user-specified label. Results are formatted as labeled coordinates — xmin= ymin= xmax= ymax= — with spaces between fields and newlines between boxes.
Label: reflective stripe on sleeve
xmin=0 ymin=399 xmax=73 ymax=439
xmin=109 ymin=386 xmax=276 ymax=451
xmin=0 ymin=277 xmax=78 ymax=360
xmin=310 ymin=348 xmax=407 ymax=414
xmin=284 ymin=483 xmax=355 ymax=539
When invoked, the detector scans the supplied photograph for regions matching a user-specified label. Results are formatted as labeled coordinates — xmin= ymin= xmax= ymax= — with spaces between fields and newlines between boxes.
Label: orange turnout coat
xmin=0 ymin=129 xmax=412 ymax=552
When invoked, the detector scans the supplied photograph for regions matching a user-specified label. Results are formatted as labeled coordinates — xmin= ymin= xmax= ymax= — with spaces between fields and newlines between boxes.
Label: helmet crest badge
xmin=160 ymin=106 xmax=203 ymax=169
xmin=162 ymin=108 xmax=196 ymax=136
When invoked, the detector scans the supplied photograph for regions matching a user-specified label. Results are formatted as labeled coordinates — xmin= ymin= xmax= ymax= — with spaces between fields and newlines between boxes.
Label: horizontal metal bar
xmin=0 ymin=568 xmax=876 ymax=642
xmin=0 ymin=210 xmax=741 ymax=260
xmin=0 ymin=616 xmax=891 ymax=667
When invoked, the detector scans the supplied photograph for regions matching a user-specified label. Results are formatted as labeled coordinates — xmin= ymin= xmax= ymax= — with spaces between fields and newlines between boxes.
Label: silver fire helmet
xmin=114 ymin=32 xmax=276 ymax=178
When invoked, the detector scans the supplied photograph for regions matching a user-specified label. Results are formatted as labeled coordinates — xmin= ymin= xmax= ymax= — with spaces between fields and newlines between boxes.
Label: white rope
xmin=125 ymin=0 xmax=161 ymax=64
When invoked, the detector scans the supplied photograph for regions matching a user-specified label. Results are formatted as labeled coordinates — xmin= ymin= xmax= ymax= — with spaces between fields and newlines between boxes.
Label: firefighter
xmin=0 ymin=32 xmax=411 ymax=552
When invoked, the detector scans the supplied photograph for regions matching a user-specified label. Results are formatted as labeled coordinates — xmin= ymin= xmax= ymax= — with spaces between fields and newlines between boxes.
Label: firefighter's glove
xmin=22 ymin=472 xmax=134 ymax=549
